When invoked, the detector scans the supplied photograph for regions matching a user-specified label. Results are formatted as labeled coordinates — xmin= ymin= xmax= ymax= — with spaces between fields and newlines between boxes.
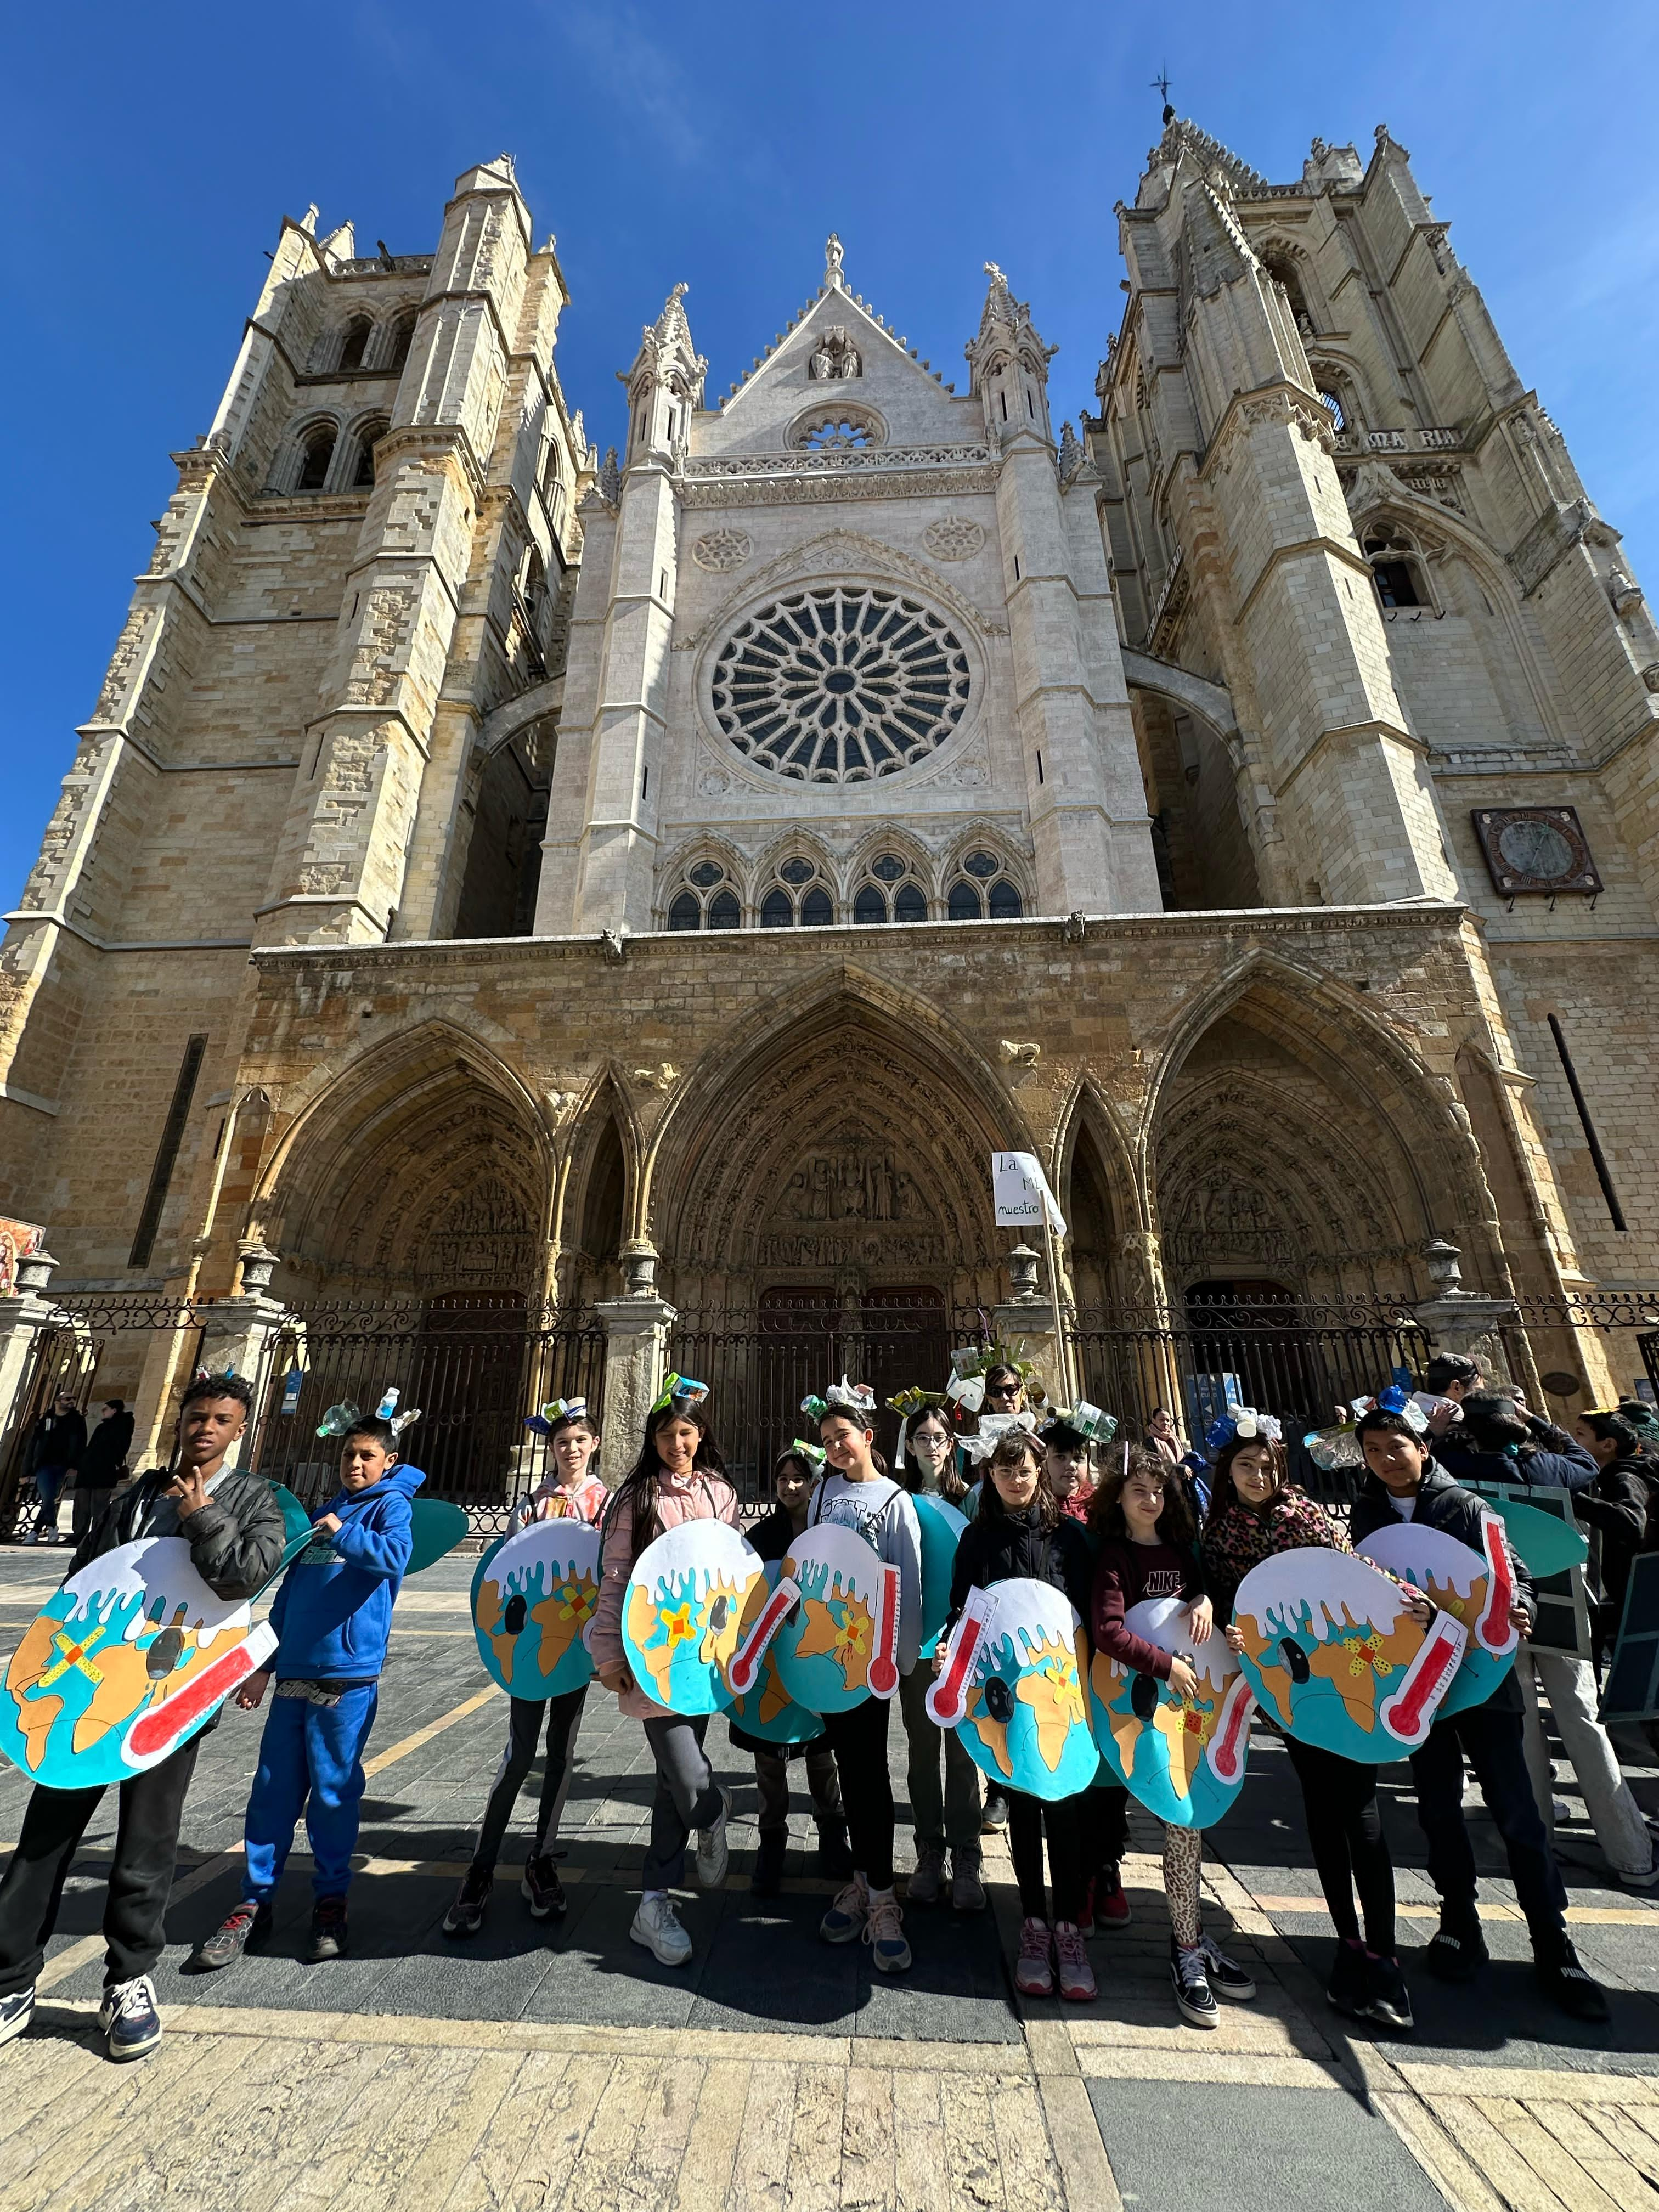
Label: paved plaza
xmin=2 ymin=1549 xmax=1657 ymax=2211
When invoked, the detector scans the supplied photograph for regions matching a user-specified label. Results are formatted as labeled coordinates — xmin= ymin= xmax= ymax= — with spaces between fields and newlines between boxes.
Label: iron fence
xmin=253 ymin=1300 xmax=606 ymax=1531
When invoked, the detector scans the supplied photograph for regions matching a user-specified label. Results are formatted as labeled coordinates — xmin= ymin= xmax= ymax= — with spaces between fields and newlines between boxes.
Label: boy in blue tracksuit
xmin=193 ymin=1416 xmax=421 ymax=1968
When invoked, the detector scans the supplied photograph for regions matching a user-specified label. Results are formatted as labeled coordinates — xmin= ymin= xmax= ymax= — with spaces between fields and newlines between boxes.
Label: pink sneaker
xmin=1015 ymin=1917 xmax=1055 ymax=1998
xmin=1053 ymin=1921 xmax=1097 ymax=2002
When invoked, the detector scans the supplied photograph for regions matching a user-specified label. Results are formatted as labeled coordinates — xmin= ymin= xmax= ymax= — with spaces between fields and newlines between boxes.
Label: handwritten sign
xmin=991 ymin=1153 xmax=1066 ymax=1237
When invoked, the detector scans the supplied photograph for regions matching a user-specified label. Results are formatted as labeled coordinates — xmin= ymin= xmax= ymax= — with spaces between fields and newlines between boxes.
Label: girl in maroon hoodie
xmin=1090 ymin=1448 xmax=1258 ymax=2030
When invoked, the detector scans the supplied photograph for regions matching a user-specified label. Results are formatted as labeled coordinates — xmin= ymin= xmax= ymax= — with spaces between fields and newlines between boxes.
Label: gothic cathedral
xmin=4 ymin=117 xmax=1657 ymax=1465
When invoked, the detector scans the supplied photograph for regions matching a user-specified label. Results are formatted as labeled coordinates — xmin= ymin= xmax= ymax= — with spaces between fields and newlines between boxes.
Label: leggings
xmin=471 ymin=1686 xmax=588 ymax=1874
xmin=822 ymin=1694 xmax=896 ymax=1889
xmin=641 ymin=1715 xmax=724 ymax=1891
xmin=1080 ymin=1780 xmax=1130 ymax=1878
xmin=1163 ymin=1822 xmax=1203 ymax=1948
xmin=1006 ymin=1788 xmax=1087 ymax=1924
xmin=1282 ymin=1733 xmax=1396 ymax=1956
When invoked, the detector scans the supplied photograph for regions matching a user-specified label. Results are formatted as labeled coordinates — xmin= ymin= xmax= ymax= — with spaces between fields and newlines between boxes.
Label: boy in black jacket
xmin=1351 ymin=1406 xmax=1609 ymax=2022
xmin=0 ymin=1374 xmax=285 ymax=2061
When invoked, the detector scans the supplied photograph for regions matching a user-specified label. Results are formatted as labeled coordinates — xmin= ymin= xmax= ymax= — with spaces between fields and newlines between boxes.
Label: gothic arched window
xmin=853 ymin=850 xmax=928 ymax=924
xmin=1364 ymin=528 xmax=1427 ymax=611
xmin=946 ymin=847 xmax=1024 ymax=922
xmin=352 ymin=417 xmax=388 ymax=488
xmin=295 ymin=425 xmax=337 ymax=491
xmin=666 ymin=859 xmax=744 ymax=929
xmin=386 ymin=310 xmax=417 ymax=370
xmin=757 ymin=853 xmax=832 ymax=927
xmin=337 ymin=316 xmax=373 ymax=373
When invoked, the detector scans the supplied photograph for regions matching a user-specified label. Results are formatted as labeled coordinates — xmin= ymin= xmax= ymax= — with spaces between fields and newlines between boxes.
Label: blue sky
xmin=3 ymin=1 xmax=1654 ymax=909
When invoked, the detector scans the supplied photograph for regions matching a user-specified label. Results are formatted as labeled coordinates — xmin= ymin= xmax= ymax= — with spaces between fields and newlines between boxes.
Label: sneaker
xmin=1200 ymin=1932 xmax=1256 ymax=2002
xmin=1421 ymin=1908 xmax=1487 ymax=1983
xmin=521 ymin=1850 xmax=567 ymax=1921
xmin=1171 ymin=1940 xmax=1218 ymax=2029
xmin=950 ymin=1855 xmax=986 ymax=1914
xmin=816 ymin=1821 xmax=855 ymax=1881
xmin=1053 ymin=1922 xmax=1097 ymax=2003
xmin=865 ymin=1891 xmax=912 ymax=1974
xmin=1093 ymin=1869 xmax=1132 ymax=1933
xmin=1617 ymin=1861 xmax=1659 ymax=1895
xmin=193 ymin=1899 xmax=272 ymax=1972
xmin=630 ymin=1892 xmax=693 ymax=1967
xmin=0 ymin=1986 xmax=35 ymax=2048
xmin=98 ymin=1974 xmax=161 ymax=2062
xmin=981 ymin=1791 xmax=1009 ymax=1832
xmin=1325 ymin=1937 xmax=1370 ymax=2018
xmin=751 ymin=1830 xmax=786 ymax=1899
xmin=1534 ymin=1938 xmax=1611 ymax=2023
xmin=1015 ymin=1917 xmax=1055 ymax=1997
xmin=442 ymin=1864 xmax=492 ymax=1939
xmin=820 ymin=1872 xmax=870 ymax=1945
xmin=307 ymin=1896 xmax=348 ymax=1963
xmin=695 ymin=1787 xmax=731 ymax=1890
xmin=907 ymin=1844 xmax=946 ymax=1907
xmin=1357 ymin=1954 xmax=1415 ymax=2033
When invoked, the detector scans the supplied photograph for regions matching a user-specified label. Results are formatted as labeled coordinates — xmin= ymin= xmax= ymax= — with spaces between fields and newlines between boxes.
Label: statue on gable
xmin=809 ymin=326 xmax=861 ymax=381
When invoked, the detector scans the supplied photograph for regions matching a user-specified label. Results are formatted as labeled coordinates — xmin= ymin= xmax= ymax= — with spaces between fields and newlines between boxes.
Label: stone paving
xmin=2 ymin=1551 xmax=1657 ymax=2210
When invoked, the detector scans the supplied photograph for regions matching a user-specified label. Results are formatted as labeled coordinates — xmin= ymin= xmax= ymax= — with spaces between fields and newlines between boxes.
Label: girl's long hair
xmin=976 ymin=1430 xmax=1057 ymax=1528
xmin=1205 ymin=1434 xmax=1289 ymax=1529
xmin=898 ymin=1406 xmax=966 ymax=1502
xmin=817 ymin=1392 xmax=889 ymax=1477
xmin=1088 ymin=1442 xmax=1197 ymax=1548
xmin=605 ymin=1401 xmax=727 ymax=1566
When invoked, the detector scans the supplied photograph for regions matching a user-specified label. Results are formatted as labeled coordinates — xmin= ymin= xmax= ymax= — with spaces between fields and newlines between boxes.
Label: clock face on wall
xmin=1471 ymin=808 xmax=1602 ymax=896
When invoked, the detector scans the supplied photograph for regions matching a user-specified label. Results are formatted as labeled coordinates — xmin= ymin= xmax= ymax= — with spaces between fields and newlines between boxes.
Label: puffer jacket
xmin=945 ymin=1501 xmax=1094 ymax=1633
xmin=266 ymin=1462 xmax=424 ymax=1680
xmin=66 ymin=1463 xmax=286 ymax=1601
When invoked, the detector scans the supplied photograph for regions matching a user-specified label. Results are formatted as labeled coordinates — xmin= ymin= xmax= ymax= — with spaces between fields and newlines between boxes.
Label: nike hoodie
xmin=267 ymin=1461 xmax=425 ymax=1681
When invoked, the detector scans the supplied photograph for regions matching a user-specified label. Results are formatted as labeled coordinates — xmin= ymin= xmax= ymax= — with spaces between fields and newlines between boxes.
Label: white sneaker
xmin=695 ymin=1787 xmax=731 ymax=1889
xmin=630 ymin=1893 xmax=693 ymax=1967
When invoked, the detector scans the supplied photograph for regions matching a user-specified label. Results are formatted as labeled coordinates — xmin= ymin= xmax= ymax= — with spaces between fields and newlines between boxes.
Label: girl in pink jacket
xmin=591 ymin=1380 xmax=738 ymax=1969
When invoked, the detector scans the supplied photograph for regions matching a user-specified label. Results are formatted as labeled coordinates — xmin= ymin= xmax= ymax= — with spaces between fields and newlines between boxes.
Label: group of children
xmin=0 ymin=1358 xmax=1621 ymax=2064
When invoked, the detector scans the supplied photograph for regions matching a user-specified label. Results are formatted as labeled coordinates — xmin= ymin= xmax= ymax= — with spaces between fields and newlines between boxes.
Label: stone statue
xmin=825 ymin=233 xmax=844 ymax=286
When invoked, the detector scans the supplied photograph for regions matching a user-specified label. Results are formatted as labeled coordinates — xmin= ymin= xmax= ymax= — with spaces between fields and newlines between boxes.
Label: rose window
xmin=712 ymin=587 xmax=970 ymax=782
xmin=798 ymin=416 xmax=874 ymax=449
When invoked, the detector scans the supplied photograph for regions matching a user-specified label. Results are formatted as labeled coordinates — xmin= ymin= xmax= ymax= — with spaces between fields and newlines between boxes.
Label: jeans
xmin=640 ymin=1716 xmax=723 ymax=1891
xmin=1409 ymin=1696 xmax=1568 ymax=1943
xmin=71 ymin=1482 xmax=116 ymax=1544
xmin=0 ymin=1736 xmax=203 ymax=1994
xmin=242 ymin=1686 xmax=380 ymax=1902
xmin=822 ymin=1693 xmax=897 ymax=1889
xmin=1515 ymin=1646 xmax=1655 ymax=1879
xmin=471 ymin=1688 xmax=588 ymax=1872
xmin=898 ymin=1662 xmax=981 ymax=1861
xmin=1282 ymin=1734 xmax=1396 ymax=1955
xmin=755 ymin=1746 xmax=843 ymax=1833
xmin=1007 ymin=1788 xmax=1087 ymax=1923
xmin=29 ymin=1465 xmax=67 ymax=1538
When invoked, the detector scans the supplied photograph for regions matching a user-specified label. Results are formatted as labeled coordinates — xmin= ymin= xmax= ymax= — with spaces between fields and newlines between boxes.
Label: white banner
xmin=991 ymin=1151 xmax=1066 ymax=1237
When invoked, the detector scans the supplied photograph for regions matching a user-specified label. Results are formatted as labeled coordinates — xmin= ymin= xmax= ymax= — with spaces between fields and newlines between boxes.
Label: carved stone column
xmin=595 ymin=1289 xmax=679 ymax=1477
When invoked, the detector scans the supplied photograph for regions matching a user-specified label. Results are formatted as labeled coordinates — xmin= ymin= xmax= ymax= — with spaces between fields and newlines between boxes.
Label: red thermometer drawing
xmin=925 ymin=1588 xmax=1000 ymax=1728
xmin=1380 ymin=1610 xmax=1467 ymax=1747
xmin=1205 ymin=1672 xmax=1257 ymax=1785
xmin=866 ymin=1564 xmax=902 ymax=1700
xmin=725 ymin=1577 xmax=801 ymax=1697
xmin=1472 ymin=1513 xmax=1520 ymax=1656
xmin=125 ymin=1621 xmax=278 ymax=1767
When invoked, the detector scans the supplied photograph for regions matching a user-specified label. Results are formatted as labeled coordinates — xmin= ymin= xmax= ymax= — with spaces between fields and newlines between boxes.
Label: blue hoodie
xmin=267 ymin=1462 xmax=424 ymax=1680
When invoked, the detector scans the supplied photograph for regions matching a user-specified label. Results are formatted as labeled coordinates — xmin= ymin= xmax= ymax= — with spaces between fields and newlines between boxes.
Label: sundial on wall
xmin=1471 ymin=808 xmax=1602 ymax=898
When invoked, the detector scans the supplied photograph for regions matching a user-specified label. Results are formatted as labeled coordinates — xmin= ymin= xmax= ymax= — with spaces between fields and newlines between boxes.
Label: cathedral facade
xmin=3 ymin=120 xmax=1658 ymax=1476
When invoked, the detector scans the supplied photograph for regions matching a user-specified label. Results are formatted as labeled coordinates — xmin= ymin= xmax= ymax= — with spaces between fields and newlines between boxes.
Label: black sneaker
xmin=443 ymin=1864 xmax=493 ymax=1939
xmin=193 ymin=1899 xmax=273 ymax=1972
xmin=0 ymin=1985 xmax=35 ymax=2048
xmin=98 ymin=1974 xmax=161 ymax=2062
xmin=752 ymin=1830 xmax=786 ymax=1899
xmin=1421 ymin=1910 xmax=1488 ymax=1983
xmin=1534 ymin=1938 xmax=1611 ymax=2024
xmin=1357 ymin=1954 xmax=1415 ymax=2033
xmin=1199 ymin=1933 xmax=1256 ymax=2002
xmin=816 ymin=1821 xmax=855 ymax=1882
xmin=981 ymin=1792 xmax=1010 ymax=1833
xmin=1325 ymin=1938 xmax=1370 ymax=2017
xmin=1171 ymin=1939 xmax=1218 ymax=2029
xmin=521 ymin=1851 xmax=567 ymax=1921
xmin=307 ymin=1896 xmax=348 ymax=1963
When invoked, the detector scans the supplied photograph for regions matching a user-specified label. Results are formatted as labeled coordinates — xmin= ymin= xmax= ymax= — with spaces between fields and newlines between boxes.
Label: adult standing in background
xmin=22 ymin=1392 xmax=86 ymax=1544
xmin=69 ymin=1399 xmax=136 ymax=1542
